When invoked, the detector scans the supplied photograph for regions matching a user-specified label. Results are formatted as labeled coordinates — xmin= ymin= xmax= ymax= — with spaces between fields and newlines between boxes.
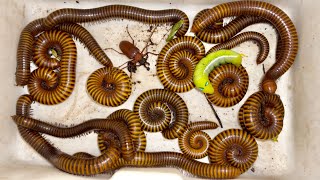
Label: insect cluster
xmin=12 ymin=1 xmax=297 ymax=179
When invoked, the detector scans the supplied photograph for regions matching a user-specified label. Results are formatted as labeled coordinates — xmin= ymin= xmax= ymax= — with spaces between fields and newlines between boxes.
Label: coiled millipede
xmin=178 ymin=121 xmax=218 ymax=159
xmin=208 ymin=129 xmax=258 ymax=173
xmin=87 ymin=67 xmax=132 ymax=107
xmin=239 ymin=91 xmax=285 ymax=140
xmin=206 ymin=64 xmax=249 ymax=107
xmin=157 ymin=36 xmax=205 ymax=93
xmin=28 ymin=30 xmax=77 ymax=105
xmin=192 ymin=0 xmax=298 ymax=94
xmin=133 ymin=89 xmax=189 ymax=139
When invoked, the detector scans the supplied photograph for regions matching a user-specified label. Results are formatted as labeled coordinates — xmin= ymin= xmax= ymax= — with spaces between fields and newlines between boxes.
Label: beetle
xmin=105 ymin=25 xmax=158 ymax=76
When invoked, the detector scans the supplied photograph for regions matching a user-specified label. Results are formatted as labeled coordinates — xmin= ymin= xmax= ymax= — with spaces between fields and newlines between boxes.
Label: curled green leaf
xmin=166 ymin=20 xmax=184 ymax=42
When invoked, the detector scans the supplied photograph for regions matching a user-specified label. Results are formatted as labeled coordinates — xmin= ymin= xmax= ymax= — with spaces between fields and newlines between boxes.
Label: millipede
xmin=16 ymin=5 xmax=189 ymax=86
xmin=15 ymin=95 xmax=121 ymax=175
xmin=194 ymin=13 xmax=265 ymax=44
xmin=206 ymin=64 xmax=249 ymax=107
xmin=192 ymin=0 xmax=298 ymax=94
xmin=157 ymin=36 xmax=205 ymax=93
xmin=207 ymin=31 xmax=270 ymax=64
xmin=98 ymin=109 xmax=146 ymax=153
xmin=208 ymin=129 xmax=258 ymax=173
xmin=27 ymin=30 xmax=77 ymax=105
xmin=238 ymin=91 xmax=285 ymax=140
xmin=86 ymin=67 xmax=132 ymax=107
xmin=133 ymin=89 xmax=189 ymax=139
xmin=178 ymin=121 xmax=218 ymax=159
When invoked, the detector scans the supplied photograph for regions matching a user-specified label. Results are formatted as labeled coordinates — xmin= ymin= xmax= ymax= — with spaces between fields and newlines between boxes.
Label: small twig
xmin=262 ymin=64 xmax=266 ymax=74
xmin=205 ymin=95 xmax=223 ymax=128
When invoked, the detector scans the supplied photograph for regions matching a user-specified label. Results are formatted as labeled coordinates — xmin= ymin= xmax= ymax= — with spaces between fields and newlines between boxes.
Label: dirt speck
xmin=251 ymin=167 xmax=255 ymax=173
xmin=137 ymin=81 xmax=141 ymax=84
xmin=76 ymin=1 xmax=79 ymax=3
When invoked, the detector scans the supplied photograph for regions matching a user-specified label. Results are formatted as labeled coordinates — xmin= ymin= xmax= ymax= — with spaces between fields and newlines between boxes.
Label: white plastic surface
xmin=0 ymin=0 xmax=319 ymax=179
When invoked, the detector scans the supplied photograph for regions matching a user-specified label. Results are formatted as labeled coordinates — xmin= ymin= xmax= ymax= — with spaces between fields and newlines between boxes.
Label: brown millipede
xmin=194 ymin=12 xmax=264 ymax=44
xmin=27 ymin=30 xmax=77 ymax=105
xmin=208 ymin=129 xmax=258 ymax=173
xmin=133 ymin=89 xmax=188 ymax=139
xmin=86 ymin=67 xmax=132 ymax=107
xmin=16 ymin=5 xmax=189 ymax=86
xmin=206 ymin=64 xmax=249 ymax=107
xmin=238 ymin=91 xmax=284 ymax=140
xmin=157 ymin=36 xmax=205 ymax=93
xmin=207 ymin=31 xmax=270 ymax=64
xmin=12 ymin=115 xmax=135 ymax=161
xmin=98 ymin=109 xmax=146 ymax=153
xmin=178 ymin=121 xmax=218 ymax=159
xmin=191 ymin=1 xmax=298 ymax=94
xmin=15 ymin=95 xmax=121 ymax=175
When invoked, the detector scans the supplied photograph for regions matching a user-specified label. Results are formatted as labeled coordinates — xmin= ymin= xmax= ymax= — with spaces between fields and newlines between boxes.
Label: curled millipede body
xmin=16 ymin=5 xmax=189 ymax=86
xmin=208 ymin=129 xmax=258 ymax=173
xmin=27 ymin=30 xmax=77 ymax=105
xmin=191 ymin=1 xmax=298 ymax=94
xmin=194 ymin=13 xmax=264 ymax=44
xmin=16 ymin=18 xmax=45 ymax=86
xmin=12 ymin=115 xmax=135 ymax=161
xmin=239 ymin=91 xmax=284 ymax=140
xmin=157 ymin=36 xmax=205 ymax=93
xmin=207 ymin=64 xmax=249 ymax=107
xmin=15 ymin=95 xmax=121 ymax=175
xmin=207 ymin=31 xmax=270 ymax=64
xmin=87 ymin=67 xmax=132 ymax=107
xmin=133 ymin=89 xmax=188 ymax=139
xmin=178 ymin=121 xmax=218 ymax=159
xmin=98 ymin=109 xmax=146 ymax=153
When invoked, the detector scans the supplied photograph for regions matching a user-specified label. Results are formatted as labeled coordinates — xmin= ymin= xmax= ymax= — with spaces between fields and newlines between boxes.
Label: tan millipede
xmin=157 ymin=36 xmax=205 ymax=93
xmin=133 ymin=89 xmax=189 ymax=139
xmin=178 ymin=121 xmax=218 ymax=159
xmin=191 ymin=1 xmax=298 ymax=94
xmin=27 ymin=30 xmax=77 ymax=105
xmin=206 ymin=64 xmax=249 ymax=107
xmin=86 ymin=67 xmax=132 ymax=107
xmin=207 ymin=31 xmax=270 ymax=64
xmin=239 ymin=91 xmax=284 ymax=140
xmin=208 ymin=129 xmax=258 ymax=173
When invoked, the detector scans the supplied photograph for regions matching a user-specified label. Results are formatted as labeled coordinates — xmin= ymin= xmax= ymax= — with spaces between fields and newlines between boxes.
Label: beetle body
xmin=119 ymin=41 xmax=143 ymax=63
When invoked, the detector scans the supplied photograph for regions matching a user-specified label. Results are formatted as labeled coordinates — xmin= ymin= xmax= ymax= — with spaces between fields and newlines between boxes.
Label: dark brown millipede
xmin=133 ymin=89 xmax=189 ymax=139
xmin=206 ymin=64 xmax=249 ymax=107
xmin=192 ymin=1 xmax=298 ymax=94
xmin=15 ymin=95 xmax=121 ymax=175
xmin=98 ymin=109 xmax=146 ymax=153
xmin=239 ymin=91 xmax=284 ymax=140
xmin=16 ymin=5 xmax=189 ymax=86
xmin=157 ymin=36 xmax=205 ymax=93
xmin=86 ymin=67 xmax=132 ymax=107
xmin=28 ymin=30 xmax=77 ymax=105
xmin=207 ymin=31 xmax=270 ymax=64
xmin=12 ymin=115 xmax=135 ymax=161
xmin=178 ymin=121 xmax=218 ymax=159
xmin=194 ymin=13 xmax=264 ymax=44
xmin=208 ymin=129 xmax=258 ymax=173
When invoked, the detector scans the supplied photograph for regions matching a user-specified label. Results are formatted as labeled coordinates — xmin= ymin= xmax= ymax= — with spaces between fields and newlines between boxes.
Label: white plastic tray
xmin=0 ymin=0 xmax=319 ymax=179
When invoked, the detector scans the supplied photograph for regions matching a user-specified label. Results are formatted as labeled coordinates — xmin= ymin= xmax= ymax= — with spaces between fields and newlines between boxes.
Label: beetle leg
xmin=104 ymin=48 xmax=124 ymax=55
